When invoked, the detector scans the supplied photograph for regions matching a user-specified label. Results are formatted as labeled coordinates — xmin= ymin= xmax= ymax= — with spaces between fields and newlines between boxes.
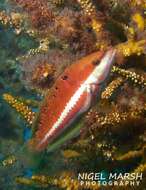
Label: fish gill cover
xmin=0 ymin=0 xmax=146 ymax=189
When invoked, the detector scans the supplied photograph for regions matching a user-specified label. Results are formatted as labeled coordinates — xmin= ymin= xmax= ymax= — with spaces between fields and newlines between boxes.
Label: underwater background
xmin=0 ymin=0 xmax=146 ymax=189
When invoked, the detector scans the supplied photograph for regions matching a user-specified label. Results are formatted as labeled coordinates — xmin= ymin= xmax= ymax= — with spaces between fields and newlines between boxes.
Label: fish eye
xmin=92 ymin=60 xmax=100 ymax=65
xmin=62 ymin=75 xmax=68 ymax=80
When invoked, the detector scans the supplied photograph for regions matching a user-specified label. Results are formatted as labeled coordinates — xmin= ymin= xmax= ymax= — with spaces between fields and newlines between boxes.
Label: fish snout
xmin=92 ymin=49 xmax=117 ymax=84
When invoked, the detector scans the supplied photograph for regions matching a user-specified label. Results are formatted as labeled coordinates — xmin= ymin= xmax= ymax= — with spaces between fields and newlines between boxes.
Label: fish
xmin=29 ymin=49 xmax=116 ymax=152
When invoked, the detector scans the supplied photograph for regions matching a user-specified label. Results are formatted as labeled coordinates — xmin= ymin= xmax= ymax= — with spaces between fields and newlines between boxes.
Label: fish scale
xmin=37 ymin=84 xmax=87 ymax=147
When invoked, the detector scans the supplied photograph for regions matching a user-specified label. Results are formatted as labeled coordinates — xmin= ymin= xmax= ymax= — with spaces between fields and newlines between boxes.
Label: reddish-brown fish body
xmin=30 ymin=50 xmax=116 ymax=151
